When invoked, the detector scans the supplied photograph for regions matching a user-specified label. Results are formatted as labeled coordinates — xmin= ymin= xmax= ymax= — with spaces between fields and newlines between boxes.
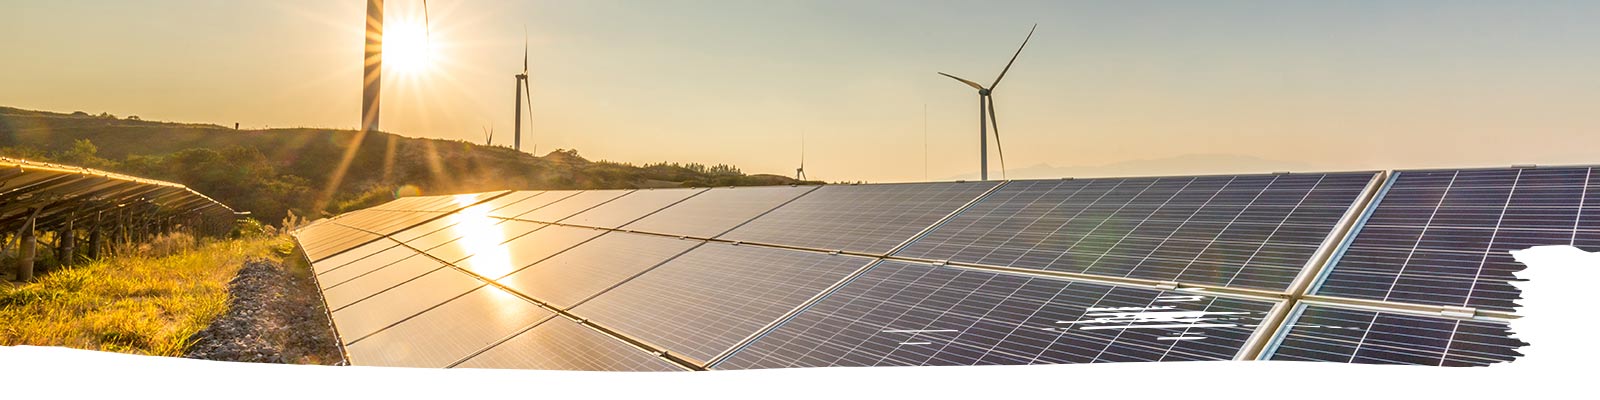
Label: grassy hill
xmin=0 ymin=106 xmax=815 ymax=224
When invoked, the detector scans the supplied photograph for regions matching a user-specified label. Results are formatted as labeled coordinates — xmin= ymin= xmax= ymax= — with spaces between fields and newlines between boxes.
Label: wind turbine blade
xmin=523 ymin=26 xmax=529 ymax=73
xmin=423 ymin=0 xmax=431 ymax=49
xmin=523 ymin=79 xmax=535 ymax=151
xmin=987 ymin=96 xmax=1007 ymax=180
xmin=938 ymin=72 xmax=985 ymax=91
xmin=990 ymin=24 xmax=1036 ymax=90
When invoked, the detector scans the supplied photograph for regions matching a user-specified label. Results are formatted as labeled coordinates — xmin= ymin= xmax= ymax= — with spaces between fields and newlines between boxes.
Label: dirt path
xmin=183 ymin=256 xmax=342 ymax=364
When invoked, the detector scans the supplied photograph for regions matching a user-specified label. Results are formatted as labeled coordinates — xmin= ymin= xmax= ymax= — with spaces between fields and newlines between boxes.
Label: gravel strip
xmin=184 ymin=257 xmax=341 ymax=364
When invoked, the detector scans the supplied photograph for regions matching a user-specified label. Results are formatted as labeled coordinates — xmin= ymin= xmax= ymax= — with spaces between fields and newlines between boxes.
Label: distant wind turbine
xmin=795 ymin=131 xmax=808 ymax=181
xmin=483 ymin=125 xmax=494 ymax=146
xmin=939 ymin=24 xmax=1035 ymax=181
xmin=513 ymin=28 xmax=535 ymax=154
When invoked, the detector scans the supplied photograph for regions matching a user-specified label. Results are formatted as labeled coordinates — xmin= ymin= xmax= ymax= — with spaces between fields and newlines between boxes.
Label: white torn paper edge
xmin=0 ymin=245 xmax=1593 ymax=399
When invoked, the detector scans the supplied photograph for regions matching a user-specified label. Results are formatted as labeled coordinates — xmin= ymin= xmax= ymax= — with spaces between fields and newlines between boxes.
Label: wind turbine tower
xmin=939 ymin=24 xmax=1035 ymax=181
xmin=513 ymin=33 xmax=533 ymax=153
xmin=361 ymin=0 xmax=384 ymax=132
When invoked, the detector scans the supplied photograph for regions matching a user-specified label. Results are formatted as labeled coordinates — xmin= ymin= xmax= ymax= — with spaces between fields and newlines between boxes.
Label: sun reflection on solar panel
xmin=450 ymin=201 xmax=514 ymax=278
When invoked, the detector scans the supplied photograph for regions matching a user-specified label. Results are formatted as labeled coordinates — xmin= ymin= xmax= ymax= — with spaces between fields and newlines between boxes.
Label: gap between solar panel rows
xmin=297 ymin=165 xmax=1587 ymax=368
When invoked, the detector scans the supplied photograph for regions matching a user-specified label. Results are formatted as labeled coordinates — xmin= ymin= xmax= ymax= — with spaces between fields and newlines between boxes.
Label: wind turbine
xmin=939 ymin=24 xmax=1035 ymax=181
xmin=795 ymin=131 xmax=807 ymax=181
xmin=483 ymin=126 xmax=495 ymax=146
xmin=513 ymin=30 xmax=534 ymax=153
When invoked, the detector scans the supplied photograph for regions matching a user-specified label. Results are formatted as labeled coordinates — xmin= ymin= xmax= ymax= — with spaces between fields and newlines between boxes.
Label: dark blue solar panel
xmin=1315 ymin=167 xmax=1598 ymax=312
xmin=894 ymin=173 xmax=1378 ymax=291
xmin=1264 ymin=305 xmax=1523 ymax=366
xmin=715 ymin=260 xmax=1276 ymax=369
xmin=719 ymin=181 xmax=999 ymax=254
xmin=572 ymin=243 xmax=875 ymax=364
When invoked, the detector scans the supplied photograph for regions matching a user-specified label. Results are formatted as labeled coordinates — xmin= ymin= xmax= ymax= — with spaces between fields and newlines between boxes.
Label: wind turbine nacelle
xmin=979 ymin=89 xmax=992 ymax=95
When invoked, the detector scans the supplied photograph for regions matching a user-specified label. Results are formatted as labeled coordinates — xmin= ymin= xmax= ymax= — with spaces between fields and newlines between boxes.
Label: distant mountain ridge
xmin=0 ymin=106 xmax=813 ymax=224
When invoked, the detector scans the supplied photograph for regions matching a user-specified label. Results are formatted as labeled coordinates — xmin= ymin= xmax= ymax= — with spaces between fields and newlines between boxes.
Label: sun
xmin=383 ymin=18 xmax=434 ymax=75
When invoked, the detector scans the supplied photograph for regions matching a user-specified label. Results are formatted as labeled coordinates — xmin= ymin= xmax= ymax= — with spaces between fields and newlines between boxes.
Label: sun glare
xmin=383 ymin=18 xmax=434 ymax=75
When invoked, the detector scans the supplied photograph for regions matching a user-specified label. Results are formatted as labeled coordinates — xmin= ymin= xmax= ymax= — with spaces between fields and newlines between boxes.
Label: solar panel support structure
xmin=1237 ymin=171 xmax=1389 ymax=359
xmin=18 ymin=210 xmax=38 ymax=281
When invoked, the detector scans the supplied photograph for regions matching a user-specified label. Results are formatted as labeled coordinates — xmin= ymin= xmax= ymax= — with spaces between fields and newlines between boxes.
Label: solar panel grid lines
xmin=571 ymin=242 xmax=880 ymax=365
xmin=1280 ymin=171 xmax=1389 ymax=297
xmin=559 ymin=187 xmax=708 ymax=229
xmin=1312 ymin=166 xmax=1600 ymax=314
xmin=343 ymin=285 xmax=558 ymax=368
xmin=312 ymin=238 xmax=412 ymax=283
xmin=718 ymin=181 xmax=1002 ymax=255
xmin=1258 ymin=303 xmax=1524 ymax=366
xmin=619 ymin=185 xmax=821 ymax=239
xmin=331 ymin=267 xmax=487 ymax=344
xmin=486 ymin=190 xmax=582 ymax=220
xmin=449 ymin=316 xmax=688 ymax=371
xmin=893 ymin=172 xmax=1381 ymax=292
xmin=302 ymin=190 xmax=516 ymax=263
xmin=297 ymin=167 xmax=1574 ymax=370
xmin=503 ymin=189 xmax=635 ymax=224
xmin=699 ymin=183 xmax=1010 ymax=366
xmin=712 ymin=260 xmax=1278 ymax=369
xmin=492 ymin=232 xmax=705 ymax=310
xmin=322 ymin=253 xmax=451 ymax=311
xmin=1231 ymin=171 xmax=1384 ymax=362
xmin=343 ymin=230 xmax=707 ymax=371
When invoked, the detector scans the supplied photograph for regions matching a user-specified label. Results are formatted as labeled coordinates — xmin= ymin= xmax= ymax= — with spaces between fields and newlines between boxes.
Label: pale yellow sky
xmin=4 ymin=1 xmax=1599 ymax=182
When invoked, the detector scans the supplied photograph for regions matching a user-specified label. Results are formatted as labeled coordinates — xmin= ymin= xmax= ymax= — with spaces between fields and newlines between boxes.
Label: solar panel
xmin=344 ymin=286 xmax=555 ymax=368
xmin=451 ymin=224 xmax=606 ymax=280
xmin=1314 ymin=167 xmax=1599 ymax=312
xmin=411 ymin=220 xmax=547 ymax=267
xmin=488 ymin=191 xmax=580 ymax=219
xmin=720 ymin=181 xmax=999 ymax=254
xmin=621 ymin=185 xmax=817 ymax=238
xmin=1262 ymin=304 xmax=1523 ymax=366
xmin=328 ymin=267 xmax=484 ymax=342
xmin=560 ymin=188 xmax=706 ymax=229
xmin=293 ymin=167 xmax=1570 ymax=370
xmin=297 ymin=223 xmax=383 ymax=262
xmin=456 ymin=318 xmax=683 ymax=371
xmin=495 ymin=232 xmax=699 ymax=309
xmin=715 ymin=260 xmax=1276 ymax=369
xmin=506 ymin=189 xmax=632 ymax=223
xmin=894 ymin=173 xmax=1379 ymax=291
xmin=321 ymin=253 xmax=448 ymax=310
xmin=310 ymin=238 xmax=401 ymax=276
xmin=315 ymin=242 xmax=423 ymax=288
xmin=571 ymin=242 xmax=875 ymax=364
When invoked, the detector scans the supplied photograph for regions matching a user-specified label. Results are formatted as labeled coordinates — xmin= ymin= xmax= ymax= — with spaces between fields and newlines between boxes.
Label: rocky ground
xmin=183 ymin=256 xmax=342 ymax=365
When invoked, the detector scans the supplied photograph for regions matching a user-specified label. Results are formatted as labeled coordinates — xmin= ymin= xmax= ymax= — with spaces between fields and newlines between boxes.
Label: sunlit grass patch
xmin=0 ymin=235 xmax=292 ymax=356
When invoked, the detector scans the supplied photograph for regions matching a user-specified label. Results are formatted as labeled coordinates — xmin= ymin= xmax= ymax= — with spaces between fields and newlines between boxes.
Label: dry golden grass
xmin=0 ymin=234 xmax=292 ymax=356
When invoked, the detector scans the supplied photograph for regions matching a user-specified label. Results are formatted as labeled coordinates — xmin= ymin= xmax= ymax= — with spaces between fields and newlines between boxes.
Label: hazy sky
xmin=4 ymin=1 xmax=1599 ymax=182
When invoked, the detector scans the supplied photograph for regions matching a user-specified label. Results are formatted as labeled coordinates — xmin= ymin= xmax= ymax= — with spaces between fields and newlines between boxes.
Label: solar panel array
xmin=294 ymin=166 xmax=1584 ymax=370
